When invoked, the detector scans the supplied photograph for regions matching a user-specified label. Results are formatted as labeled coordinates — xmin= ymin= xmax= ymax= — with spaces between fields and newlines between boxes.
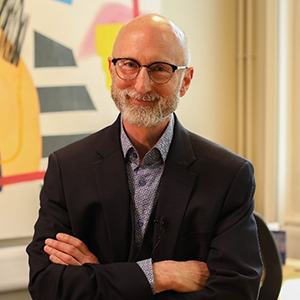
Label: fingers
xmin=44 ymin=244 xmax=82 ymax=266
xmin=44 ymin=233 xmax=100 ymax=266
xmin=56 ymin=233 xmax=91 ymax=255
xmin=48 ymin=254 xmax=68 ymax=265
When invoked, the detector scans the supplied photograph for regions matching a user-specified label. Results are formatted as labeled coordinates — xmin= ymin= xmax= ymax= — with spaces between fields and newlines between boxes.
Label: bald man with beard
xmin=27 ymin=14 xmax=262 ymax=300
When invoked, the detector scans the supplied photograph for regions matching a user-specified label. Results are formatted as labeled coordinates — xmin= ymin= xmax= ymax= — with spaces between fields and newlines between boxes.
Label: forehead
xmin=113 ymin=23 xmax=184 ymax=64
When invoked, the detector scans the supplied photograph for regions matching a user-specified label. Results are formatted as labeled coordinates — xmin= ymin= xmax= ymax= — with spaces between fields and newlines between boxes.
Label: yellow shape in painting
xmin=0 ymin=54 xmax=41 ymax=176
xmin=96 ymin=23 xmax=123 ymax=89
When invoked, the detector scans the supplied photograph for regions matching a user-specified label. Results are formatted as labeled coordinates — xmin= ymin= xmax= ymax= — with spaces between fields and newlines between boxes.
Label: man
xmin=27 ymin=14 xmax=262 ymax=300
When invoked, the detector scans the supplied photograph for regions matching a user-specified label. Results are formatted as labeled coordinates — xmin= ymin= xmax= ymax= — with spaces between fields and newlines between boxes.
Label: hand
xmin=153 ymin=260 xmax=210 ymax=293
xmin=44 ymin=233 xmax=99 ymax=266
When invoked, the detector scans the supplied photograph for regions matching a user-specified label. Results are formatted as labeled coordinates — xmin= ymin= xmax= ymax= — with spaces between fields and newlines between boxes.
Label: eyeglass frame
xmin=111 ymin=57 xmax=188 ymax=84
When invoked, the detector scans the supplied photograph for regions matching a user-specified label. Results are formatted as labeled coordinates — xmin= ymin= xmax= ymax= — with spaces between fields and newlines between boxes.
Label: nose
xmin=134 ymin=67 xmax=152 ymax=94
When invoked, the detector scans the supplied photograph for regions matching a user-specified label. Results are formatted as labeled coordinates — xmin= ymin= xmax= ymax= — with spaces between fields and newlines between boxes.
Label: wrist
xmin=152 ymin=261 xmax=175 ymax=293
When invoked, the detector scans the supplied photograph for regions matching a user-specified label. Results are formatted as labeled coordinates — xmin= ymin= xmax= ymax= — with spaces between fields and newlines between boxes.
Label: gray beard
xmin=111 ymin=82 xmax=180 ymax=127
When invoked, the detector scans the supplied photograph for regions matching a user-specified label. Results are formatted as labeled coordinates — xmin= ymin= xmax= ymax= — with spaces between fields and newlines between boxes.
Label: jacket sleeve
xmin=26 ymin=153 xmax=153 ymax=300
xmin=154 ymin=161 xmax=263 ymax=300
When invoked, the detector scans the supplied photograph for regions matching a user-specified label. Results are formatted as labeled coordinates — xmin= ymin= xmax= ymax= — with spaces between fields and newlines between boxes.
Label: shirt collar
xmin=120 ymin=114 xmax=175 ymax=163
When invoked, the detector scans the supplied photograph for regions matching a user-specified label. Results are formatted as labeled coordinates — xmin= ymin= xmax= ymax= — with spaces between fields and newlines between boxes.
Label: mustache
xmin=124 ymin=90 xmax=161 ymax=102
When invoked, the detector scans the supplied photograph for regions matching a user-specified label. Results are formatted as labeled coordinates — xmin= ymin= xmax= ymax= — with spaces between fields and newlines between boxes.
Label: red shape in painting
xmin=0 ymin=171 xmax=45 ymax=187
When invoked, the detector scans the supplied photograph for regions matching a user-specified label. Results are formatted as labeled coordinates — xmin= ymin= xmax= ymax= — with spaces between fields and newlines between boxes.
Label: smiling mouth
xmin=124 ymin=89 xmax=161 ymax=104
xmin=133 ymin=96 xmax=150 ymax=102
xmin=126 ymin=95 xmax=156 ymax=104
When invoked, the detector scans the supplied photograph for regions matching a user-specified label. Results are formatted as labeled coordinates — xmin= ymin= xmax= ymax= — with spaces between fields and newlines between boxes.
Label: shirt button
xmin=138 ymin=219 xmax=144 ymax=227
xmin=139 ymin=178 xmax=147 ymax=186
xmin=132 ymin=152 xmax=138 ymax=159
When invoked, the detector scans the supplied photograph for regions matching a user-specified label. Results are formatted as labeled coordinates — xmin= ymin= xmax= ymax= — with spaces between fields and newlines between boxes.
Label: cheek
xmin=116 ymin=81 xmax=131 ymax=90
xmin=159 ymin=74 xmax=183 ymax=97
xmin=113 ymin=76 xmax=131 ymax=89
xmin=151 ymin=80 xmax=180 ymax=97
xmin=158 ymin=79 xmax=181 ymax=97
xmin=111 ymin=71 xmax=132 ymax=89
xmin=154 ymin=86 xmax=175 ymax=98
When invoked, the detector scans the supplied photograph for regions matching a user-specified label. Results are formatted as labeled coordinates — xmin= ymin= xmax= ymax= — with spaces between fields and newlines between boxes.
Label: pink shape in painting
xmin=78 ymin=1 xmax=140 ymax=59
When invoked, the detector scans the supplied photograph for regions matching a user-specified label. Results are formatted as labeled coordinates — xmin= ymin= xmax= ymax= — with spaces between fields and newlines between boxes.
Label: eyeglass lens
xmin=115 ymin=59 xmax=174 ymax=84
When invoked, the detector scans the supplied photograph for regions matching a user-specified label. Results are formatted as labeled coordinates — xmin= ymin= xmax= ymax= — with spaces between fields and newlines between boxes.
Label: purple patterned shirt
xmin=120 ymin=114 xmax=174 ymax=293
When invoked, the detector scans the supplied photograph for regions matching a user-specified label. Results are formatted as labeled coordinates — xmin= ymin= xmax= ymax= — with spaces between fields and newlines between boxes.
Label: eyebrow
xmin=115 ymin=57 xmax=176 ymax=66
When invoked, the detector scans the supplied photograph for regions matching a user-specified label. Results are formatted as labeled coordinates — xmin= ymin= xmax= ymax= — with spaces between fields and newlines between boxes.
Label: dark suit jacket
xmin=27 ymin=115 xmax=262 ymax=300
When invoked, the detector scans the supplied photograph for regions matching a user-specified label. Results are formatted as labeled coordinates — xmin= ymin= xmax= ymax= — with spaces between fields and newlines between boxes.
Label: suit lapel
xmin=152 ymin=117 xmax=197 ymax=261
xmin=93 ymin=116 xmax=133 ymax=262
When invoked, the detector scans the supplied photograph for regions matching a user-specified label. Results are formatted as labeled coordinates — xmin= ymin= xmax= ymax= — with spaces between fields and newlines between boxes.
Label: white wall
xmin=162 ymin=0 xmax=238 ymax=152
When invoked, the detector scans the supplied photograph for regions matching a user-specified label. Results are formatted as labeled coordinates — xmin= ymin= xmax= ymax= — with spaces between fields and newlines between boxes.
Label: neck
xmin=122 ymin=116 xmax=171 ymax=161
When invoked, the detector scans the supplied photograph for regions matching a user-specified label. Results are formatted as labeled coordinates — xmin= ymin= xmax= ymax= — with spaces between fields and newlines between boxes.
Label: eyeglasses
xmin=111 ymin=58 xmax=188 ymax=84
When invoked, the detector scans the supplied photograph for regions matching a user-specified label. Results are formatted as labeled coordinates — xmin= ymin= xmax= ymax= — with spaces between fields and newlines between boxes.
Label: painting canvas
xmin=0 ymin=0 xmax=161 ymax=239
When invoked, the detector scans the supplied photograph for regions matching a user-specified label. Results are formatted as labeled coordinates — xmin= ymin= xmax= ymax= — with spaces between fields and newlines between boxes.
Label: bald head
xmin=112 ymin=14 xmax=190 ymax=65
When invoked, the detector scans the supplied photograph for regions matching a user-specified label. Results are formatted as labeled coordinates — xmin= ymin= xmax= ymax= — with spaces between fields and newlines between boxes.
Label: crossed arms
xmin=44 ymin=232 xmax=210 ymax=293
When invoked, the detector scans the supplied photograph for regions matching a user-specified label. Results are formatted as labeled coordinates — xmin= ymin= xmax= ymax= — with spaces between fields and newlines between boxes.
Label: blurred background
xmin=0 ymin=0 xmax=299 ymax=299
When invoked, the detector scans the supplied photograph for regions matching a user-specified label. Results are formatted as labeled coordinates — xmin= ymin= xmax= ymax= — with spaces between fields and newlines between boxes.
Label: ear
xmin=108 ymin=57 xmax=113 ymax=76
xmin=180 ymin=67 xmax=194 ymax=97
